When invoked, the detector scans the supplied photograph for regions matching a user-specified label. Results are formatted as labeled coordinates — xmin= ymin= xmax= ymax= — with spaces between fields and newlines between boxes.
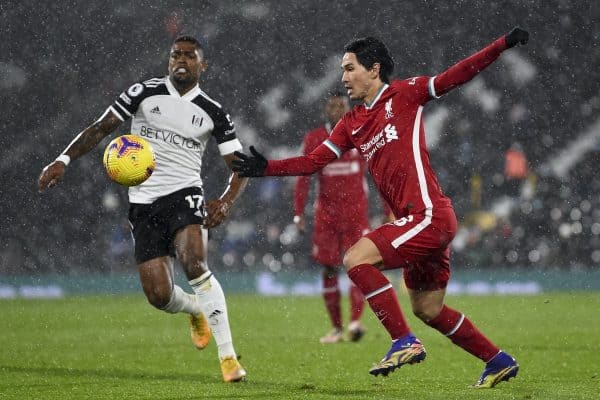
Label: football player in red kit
xmin=234 ymin=27 xmax=528 ymax=388
xmin=294 ymin=93 xmax=370 ymax=344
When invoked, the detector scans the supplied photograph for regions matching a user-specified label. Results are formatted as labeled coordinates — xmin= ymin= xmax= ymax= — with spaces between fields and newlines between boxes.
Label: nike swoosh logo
xmin=351 ymin=125 xmax=363 ymax=135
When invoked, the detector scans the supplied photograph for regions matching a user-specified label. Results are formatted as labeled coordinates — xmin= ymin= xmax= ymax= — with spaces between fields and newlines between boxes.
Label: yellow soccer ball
xmin=103 ymin=135 xmax=155 ymax=186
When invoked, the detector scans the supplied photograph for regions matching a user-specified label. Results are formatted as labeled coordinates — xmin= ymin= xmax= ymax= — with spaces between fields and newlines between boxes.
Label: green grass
xmin=1 ymin=292 xmax=599 ymax=399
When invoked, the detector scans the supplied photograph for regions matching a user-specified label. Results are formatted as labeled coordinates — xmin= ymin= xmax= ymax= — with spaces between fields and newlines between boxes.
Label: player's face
xmin=341 ymin=52 xmax=380 ymax=102
xmin=324 ymin=96 xmax=350 ymax=125
xmin=168 ymin=41 xmax=206 ymax=86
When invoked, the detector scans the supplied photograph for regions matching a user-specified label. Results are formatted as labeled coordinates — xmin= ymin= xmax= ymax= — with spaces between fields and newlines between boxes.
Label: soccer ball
xmin=103 ymin=135 xmax=155 ymax=186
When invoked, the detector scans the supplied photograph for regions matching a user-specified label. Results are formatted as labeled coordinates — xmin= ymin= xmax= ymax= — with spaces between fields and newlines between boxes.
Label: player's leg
xmin=130 ymin=200 xmax=203 ymax=320
xmin=343 ymin=236 xmax=424 ymax=376
xmin=319 ymin=265 xmax=344 ymax=343
xmin=347 ymin=284 xmax=366 ymax=342
xmin=408 ymin=286 xmax=518 ymax=388
xmin=313 ymin=221 xmax=344 ymax=343
xmin=175 ymin=224 xmax=246 ymax=382
xmin=344 ymin=225 xmax=369 ymax=342
xmin=138 ymin=256 xmax=202 ymax=315
xmin=404 ymin=237 xmax=518 ymax=388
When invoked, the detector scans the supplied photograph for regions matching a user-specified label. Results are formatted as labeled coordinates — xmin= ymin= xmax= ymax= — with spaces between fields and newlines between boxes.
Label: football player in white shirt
xmin=38 ymin=35 xmax=247 ymax=383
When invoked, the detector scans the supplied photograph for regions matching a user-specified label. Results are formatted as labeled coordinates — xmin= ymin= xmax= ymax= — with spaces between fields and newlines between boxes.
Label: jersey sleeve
xmin=109 ymin=81 xmax=150 ymax=121
xmin=399 ymin=76 xmax=432 ymax=105
xmin=430 ymin=36 xmax=507 ymax=98
xmin=322 ymin=118 xmax=354 ymax=158
xmin=210 ymin=108 xmax=242 ymax=155
xmin=264 ymin=120 xmax=352 ymax=176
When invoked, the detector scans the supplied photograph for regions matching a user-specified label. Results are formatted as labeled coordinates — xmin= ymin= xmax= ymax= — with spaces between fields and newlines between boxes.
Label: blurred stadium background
xmin=1 ymin=0 xmax=599 ymax=296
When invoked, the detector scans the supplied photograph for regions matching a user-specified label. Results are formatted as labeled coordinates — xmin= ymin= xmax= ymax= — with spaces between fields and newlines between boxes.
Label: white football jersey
xmin=107 ymin=76 xmax=242 ymax=204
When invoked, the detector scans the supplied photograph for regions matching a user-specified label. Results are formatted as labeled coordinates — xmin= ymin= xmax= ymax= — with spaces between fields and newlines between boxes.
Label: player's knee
xmin=342 ymin=248 xmax=360 ymax=271
xmin=179 ymin=252 xmax=208 ymax=273
xmin=412 ymin=303 xmax=443 ymax=322
xmin=145 ymin=285 xmax=172 ymax=310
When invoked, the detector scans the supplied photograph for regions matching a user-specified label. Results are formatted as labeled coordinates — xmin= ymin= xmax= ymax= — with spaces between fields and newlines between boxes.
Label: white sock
xmin=189 ymin=271 xmax=236 ymax=360
xmin=161 ymin=285 xmax=202 ymax=315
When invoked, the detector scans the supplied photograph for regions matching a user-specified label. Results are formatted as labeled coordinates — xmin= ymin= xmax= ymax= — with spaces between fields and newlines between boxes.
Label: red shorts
xmin=366 ymin=207 xmax=457 ymax=291
xmin=312 ymin=217 xmax=369 ymax=266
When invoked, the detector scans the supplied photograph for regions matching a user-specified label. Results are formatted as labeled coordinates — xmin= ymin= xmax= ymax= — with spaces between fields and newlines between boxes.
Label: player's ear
xmin=199 ymin=59 xmax=208 ymax=73
xmin=370 ymin=63 xmax=381 ymax=80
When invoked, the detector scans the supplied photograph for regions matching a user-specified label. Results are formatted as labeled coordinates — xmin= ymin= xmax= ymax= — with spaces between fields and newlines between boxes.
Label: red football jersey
xmin=266 ymin=36 xmax=507 ymax=221
xmin=325 ymin=77 xmax=452 ymax=218
xmin=294 ymin=124 xmax=369 ymax=224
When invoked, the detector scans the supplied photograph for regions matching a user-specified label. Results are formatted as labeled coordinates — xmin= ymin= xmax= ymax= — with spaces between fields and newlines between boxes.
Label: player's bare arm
xmin=204 ymin=153 xmax=249 ymax=228
xmin=38 ymin=111 xmax=122 ymax=192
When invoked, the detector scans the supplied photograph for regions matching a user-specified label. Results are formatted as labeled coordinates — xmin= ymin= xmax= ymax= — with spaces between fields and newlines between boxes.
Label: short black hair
xmin=173 ymin=35 xmax=204 ymax=51
xmin=343 ymin=37 xmax=394 ymax=84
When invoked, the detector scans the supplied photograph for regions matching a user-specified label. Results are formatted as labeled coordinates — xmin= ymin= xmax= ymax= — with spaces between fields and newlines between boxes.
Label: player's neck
xmin=170 ymin=79 xmax=197 ymax=96
xmin=363 ymin=81 xmax=386 ymax=107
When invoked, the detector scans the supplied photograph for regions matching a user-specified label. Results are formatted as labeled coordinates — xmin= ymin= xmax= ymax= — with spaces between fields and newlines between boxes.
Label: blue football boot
xmin=369 ymin=334 xmax=426 ymax=377
xmin=473 ymin=351 xmax=519 ymax=388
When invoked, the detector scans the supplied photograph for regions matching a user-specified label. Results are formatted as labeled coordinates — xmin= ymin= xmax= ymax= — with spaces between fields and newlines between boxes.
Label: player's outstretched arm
xmin=233 ymin=143 xmax=337 ymax=178
xmin=431 ymin=26 xmax=529 ymax=98
xmin=204 ymin=153 xmax=249 ymax=228
xmin=38 ymin=111 xmax=122 ymax=192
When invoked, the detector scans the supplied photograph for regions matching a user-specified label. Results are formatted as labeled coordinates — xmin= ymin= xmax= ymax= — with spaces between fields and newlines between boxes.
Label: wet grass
xmin=1 ymin=292 xmax=599 ymax=399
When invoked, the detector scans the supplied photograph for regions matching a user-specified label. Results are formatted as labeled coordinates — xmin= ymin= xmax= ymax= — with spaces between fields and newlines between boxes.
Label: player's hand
xmin=293 ymin=215 xmax=306 ymax=233
xmin=384 ymin=212 xmax=396 ymax=224
xmin=232 ymin=146 xmax=267 ymax=177
xmin=505 ymin=27 xmax=529 ymax=48
xmin=204 ymin=199 xmax=231 ymax=228
xmin=38 ymin=161 xmax=67 ymax=192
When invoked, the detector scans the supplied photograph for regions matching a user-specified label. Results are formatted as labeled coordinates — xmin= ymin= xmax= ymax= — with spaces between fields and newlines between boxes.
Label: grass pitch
xmin=1 ymin=292 xmax=598 ymax=399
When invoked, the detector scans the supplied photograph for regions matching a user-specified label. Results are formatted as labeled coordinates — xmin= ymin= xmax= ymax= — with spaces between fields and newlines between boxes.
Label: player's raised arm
xmin=430 ymin=27 xmax=529 ymax=98
xmin=204 ymin=153 xmax=249 ymax=228
xmin=38 ymin=110 xmax=122 ymax=192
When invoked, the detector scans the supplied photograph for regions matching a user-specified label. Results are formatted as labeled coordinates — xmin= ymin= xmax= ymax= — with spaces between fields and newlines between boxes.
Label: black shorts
xmin=128 ymin=187 xmax=206 ymax=263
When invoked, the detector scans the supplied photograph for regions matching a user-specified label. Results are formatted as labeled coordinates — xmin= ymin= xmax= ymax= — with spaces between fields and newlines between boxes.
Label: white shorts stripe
xmin=445 ymin=314 xmax=465 ymax=337
xmin=364 ymin=283 xmax=392 ymax=300
xmin=391 ymin=214 xmax=432 ymax=248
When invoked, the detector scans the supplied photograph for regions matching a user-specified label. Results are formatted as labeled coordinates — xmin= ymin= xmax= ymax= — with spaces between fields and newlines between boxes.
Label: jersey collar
xmin=364 ymin=83 xmax=389 ymax=110
xmin=165 ymin=76 xmax=201 ymax=100
xmin=325 ymin=122 xmax=332 ymax=135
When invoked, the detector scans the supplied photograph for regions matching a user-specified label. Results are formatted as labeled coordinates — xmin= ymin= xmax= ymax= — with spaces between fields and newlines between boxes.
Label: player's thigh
xmin=367 ymin=212 xmax=455 ymax=266
xmin=343 ymin=237 xmax=384 ymax=270
xmin=174 ymin=224 xmax=208 ymax=277
xmin=312 ymin=219 xmax=343 ymax=266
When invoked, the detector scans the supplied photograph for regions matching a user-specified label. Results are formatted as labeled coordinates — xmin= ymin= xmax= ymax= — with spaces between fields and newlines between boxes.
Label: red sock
xmin=322 ymin=274 xmax=342 ymax=329
xmin=349 ymin=284 xmax=365 ymax=321
xmin=426 ymin=305 xmax=500 ymax=362
xmin=347 ymin=264 xmax=410 ymax=339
